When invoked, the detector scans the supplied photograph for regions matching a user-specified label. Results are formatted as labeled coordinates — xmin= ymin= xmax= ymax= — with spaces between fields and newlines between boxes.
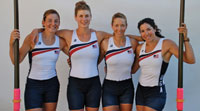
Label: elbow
xmin=11 ymin=60 xmax=15 ymax=65
xmin=131 ymin=65 xmax=139 ymax=74
xmin=189 ymin=59 xmax=196 ymax=64
xmin=186 ymin=58 xmax=196 ymax=64
xmin=97 ymin=60 xmax=102 ymax=65
xmin=131 ymin=70 xmax=137 ymax=74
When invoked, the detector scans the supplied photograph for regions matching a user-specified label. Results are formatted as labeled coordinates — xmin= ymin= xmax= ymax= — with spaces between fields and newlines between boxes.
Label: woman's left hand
xmin=178 ymin=23 xmax=188 ymax=40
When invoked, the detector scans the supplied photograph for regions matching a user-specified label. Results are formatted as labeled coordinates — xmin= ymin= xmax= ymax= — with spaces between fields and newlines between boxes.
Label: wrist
xmin=184 ymin=37 xmax=190 ymax=42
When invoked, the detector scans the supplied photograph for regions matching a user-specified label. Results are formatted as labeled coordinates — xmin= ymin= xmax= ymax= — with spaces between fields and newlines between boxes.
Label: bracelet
xmin=184 ymin=38 xmax=190 ymax=42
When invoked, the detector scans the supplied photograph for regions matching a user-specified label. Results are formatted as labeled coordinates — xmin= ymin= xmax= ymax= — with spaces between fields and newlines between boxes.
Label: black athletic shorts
xmin=102 ymin=79 xmax=134 ymax=107
xmin=25 ymin=76 xmax=59 ymax=110
xmin=67 ymin=76 xmax=101 ymax=110
xmin=136 ymin=83 xmax=166 ymax=111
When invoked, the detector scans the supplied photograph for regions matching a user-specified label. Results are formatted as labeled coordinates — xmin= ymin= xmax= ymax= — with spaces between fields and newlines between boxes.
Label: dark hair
xmin=75 ymin=1 xmax=91 ymax=16
xmin=138 ymin=18 xmax=164 ymax=38
xmin=111 ymin=12 xmax=127 ymax=26
xmin=43 ymin=9 xmax=60 ymax=21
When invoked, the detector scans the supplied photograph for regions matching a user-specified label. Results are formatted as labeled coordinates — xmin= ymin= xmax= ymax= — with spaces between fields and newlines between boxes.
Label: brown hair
xmin=75 ymin=1 xmax=91 ymax=16
xmin=111 ymin=12 xmax=127 ymax=26
xmin=43 ymin=9 xmax=60 ymax=21
xmin=138 ymin=18 xmax=164 ymax=38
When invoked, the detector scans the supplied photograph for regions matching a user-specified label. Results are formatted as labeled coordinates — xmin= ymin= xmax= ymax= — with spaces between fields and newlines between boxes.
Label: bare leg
xmin=43 ymin=102 xmax=57 ymax=111
xmin=26 ymin=108 xmax=43 ymax=111
xmin=86 ymin=107 xmax=99 ymax=111
xmin=103 ymin=105 xmax=120 ymax=111
xmin=144 ymin=106 xmax=157 ymax=111
xmin=120 ymin=104 xmax=132 ymax=111
xmin=136 ymin=105 xmax=144 ymax=111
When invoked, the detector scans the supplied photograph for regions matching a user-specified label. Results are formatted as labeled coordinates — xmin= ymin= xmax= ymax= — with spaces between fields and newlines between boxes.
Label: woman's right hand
xmin=10 ymin=29 xmax=20 ymax=45
xmin=67 ymin=58 xmax=71 ymax=67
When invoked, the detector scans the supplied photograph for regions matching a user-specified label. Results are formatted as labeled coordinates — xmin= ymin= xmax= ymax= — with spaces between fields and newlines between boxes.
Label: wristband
xmin=184 ymin=38 xmax=190 ymax=42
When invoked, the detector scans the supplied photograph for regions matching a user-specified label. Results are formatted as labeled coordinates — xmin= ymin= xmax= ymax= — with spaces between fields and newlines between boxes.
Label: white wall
xmin=0 ymin=0 xmax=199 ymax=110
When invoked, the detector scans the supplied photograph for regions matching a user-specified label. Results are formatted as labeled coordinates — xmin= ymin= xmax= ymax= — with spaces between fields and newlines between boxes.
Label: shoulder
xmin=101 ymin=38 xmax=109 ymax=46
xmin=95 ymin=31 xmax=105 ymax=43
xmin=96 ymin=31 xmax=112 ymax=41
xmin=162 ymin=39 xmax=178 ymax=55
xmin=128 ymin=37 xmax=138 ymax=45
xmin=128 ymin=37 xmax=138 ymax=50
xmin=163 ymin=39 xmax=177 ymax=47
xmin=20 ymin=33 xmax=33 ymax=50
xmin=96 ymin=31 xmax=104 ymax=39
xmin=24 ymin=33 xmax=33 ymax=45
xmin=100 ymin=38 xmax=110 ymax=52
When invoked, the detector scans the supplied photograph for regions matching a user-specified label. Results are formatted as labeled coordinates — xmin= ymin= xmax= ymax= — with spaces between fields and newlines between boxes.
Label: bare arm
xmin=99 ymin=31 xmax=112 ymax=39
xmin=126 ymin=34 xmax=143 ymax=42
xmin=129 ymin=37 xmax=138 ymax=51
xmin=166 ymin=24 xmax=195 ymax=64
xmin=131 ymin=44 xmax=141 ymax=74
xmin=9 ymin=30 xmax=31 ymax=64
xmin=96 ymin=31 xmax=112 ymax=43
xmin=59 ymin=38 xmax=69 ymax=56
xmin=166 ymin=39 xmax=195 ymax=64
xmin=56 ymin=29 xmax=71 ymax=39
xmin=98 ymin=38 xmax=108 ymax=65
xmin=29 ymin=28 xmax=44 ymax=46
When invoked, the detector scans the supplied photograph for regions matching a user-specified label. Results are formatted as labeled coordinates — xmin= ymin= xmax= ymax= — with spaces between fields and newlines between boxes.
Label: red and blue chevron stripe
xmin=105 ymin=47 xmax=132 ymax=61
xmin=69 ymin=40 xmax=97 ymax=56
xmin=139 ymin=50 xmax=161 ymax=62
xmin=31 ymin=47 xmax=59 ymax=57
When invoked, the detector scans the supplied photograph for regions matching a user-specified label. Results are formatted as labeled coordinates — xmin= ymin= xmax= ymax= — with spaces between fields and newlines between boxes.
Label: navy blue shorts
xmin=24 ymin=76 xmax=60 ymax=110
xmin=136 ymin=83 xmax=166 ymax=111
xmin=102 ymin=79 xmax=134 ymax=107
xmin=67 ymin=76 xmax=101 ymax=110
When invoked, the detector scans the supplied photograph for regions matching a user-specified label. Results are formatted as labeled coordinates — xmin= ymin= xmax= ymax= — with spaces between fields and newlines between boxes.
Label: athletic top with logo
xmin=28 ymin=32 xmax=60 ymax=80
xmin=69 ymin=30 xmax=99 ymax=78
xmin=139 ymin=38 xmax=168 ymax=87
xmin=105 ymin=37 xmax=135 ymax=81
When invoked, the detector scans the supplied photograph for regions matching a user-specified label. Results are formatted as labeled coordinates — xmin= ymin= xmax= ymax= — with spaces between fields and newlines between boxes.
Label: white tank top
xmin=69 ymin=30 xmax=99 ymax=78
xmin=105 ymin=37 xmax=135 ymax=81
xmin=28 ymin=32 xmax=60 ymax=80
xmin=139 ymin=38 xmax=168 ymax=86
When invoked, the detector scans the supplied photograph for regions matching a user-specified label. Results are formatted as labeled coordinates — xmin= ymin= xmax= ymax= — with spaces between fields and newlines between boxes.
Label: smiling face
xmin=112 ymin=18 xmax=127 ymax=37
xmin=75 ymin=10 xmax=91 ymax=28
xmin=139 ymin=23 xmax=156 ymax=41
xmin=42 ymin=13 xmax=60 ymax=33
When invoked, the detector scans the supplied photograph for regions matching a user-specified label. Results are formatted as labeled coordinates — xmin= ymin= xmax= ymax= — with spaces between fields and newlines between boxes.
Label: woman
xmin=9 ymin=9 xmax=68 ymax=111
xmin=132 ymin=18 xmax=195 ymax=111
xmin=29 ymin=1 xmax=141 ymax=111
xmin=50 ymin=1 xmax=111 ymax=111
xmin=100 ymin=12 xmax=138 ymax=111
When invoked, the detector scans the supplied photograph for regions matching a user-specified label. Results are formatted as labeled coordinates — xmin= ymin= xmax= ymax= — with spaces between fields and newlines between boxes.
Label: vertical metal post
xmin=14 ymin=0 xmax=19 ymax=89
xmin=177 ymin=0 xmax=185 ymax=111
xmin=13 ymin=0 xmax=20 ymax=111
